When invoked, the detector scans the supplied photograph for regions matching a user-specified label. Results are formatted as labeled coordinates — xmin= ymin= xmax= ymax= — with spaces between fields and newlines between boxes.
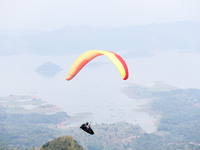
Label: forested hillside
xmin=1 ymin=87 xmax=200 ymax=149
xmin=0 ymin=106 xmax=68 ymax=149
xmin=41 ymin=136 xmax=83 ymax=150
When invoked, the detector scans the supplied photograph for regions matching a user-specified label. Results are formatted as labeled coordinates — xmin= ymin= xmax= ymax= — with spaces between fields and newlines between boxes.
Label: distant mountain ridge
xmin=0 ymin=21 xmax=199 ymax=56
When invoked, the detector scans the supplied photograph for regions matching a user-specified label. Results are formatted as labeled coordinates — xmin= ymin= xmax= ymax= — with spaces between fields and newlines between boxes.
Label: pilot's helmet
xmin=86 ymin=122 xmax=89 ymax=125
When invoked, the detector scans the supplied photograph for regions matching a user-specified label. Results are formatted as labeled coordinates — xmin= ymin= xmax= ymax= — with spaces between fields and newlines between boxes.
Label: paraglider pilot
xmin=80 ymin=122 xmax=94 ymax=135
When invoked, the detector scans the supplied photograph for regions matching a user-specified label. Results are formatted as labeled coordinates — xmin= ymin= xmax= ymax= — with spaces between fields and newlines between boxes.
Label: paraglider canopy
xmin=66 ymin=50 xmax=129 ymax=81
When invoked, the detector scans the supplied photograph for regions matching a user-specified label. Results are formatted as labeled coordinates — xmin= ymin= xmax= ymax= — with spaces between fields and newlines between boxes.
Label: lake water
xmin=0 ymin=51 xmax=199 ymax=133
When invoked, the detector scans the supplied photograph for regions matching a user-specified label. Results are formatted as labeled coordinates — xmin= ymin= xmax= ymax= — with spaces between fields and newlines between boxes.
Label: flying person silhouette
xmin=80 ymin=122 xmax=94 ymax=135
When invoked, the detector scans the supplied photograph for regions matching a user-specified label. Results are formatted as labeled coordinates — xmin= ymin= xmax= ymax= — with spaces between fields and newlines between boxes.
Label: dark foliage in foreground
xmin=40 ymin=136 xmax=83 ymax=150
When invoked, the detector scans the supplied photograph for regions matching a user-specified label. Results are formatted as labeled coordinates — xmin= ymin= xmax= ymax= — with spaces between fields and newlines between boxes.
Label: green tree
xmin=40 ymin=136 xmax=83 ymax=150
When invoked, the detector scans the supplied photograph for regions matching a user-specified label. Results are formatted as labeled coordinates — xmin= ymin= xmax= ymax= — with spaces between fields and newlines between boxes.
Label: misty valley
xmin=0 ymin=21 xmax=200 ymax=150
xmin=0 ymin=84 xmax=200 ymax=149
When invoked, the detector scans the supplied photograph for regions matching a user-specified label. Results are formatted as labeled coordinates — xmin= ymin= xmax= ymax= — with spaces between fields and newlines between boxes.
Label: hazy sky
xmin=0 ymin=0 xmax=200 ymax=31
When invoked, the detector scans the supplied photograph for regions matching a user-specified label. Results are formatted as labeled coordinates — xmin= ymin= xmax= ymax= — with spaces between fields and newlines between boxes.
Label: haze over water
xmin=0 ymin=51 xmax=199 ymax=133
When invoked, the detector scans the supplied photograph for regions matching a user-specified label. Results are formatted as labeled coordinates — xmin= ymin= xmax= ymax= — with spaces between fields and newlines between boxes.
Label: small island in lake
xmin=36 ymin=62 xmax=63 ymax=78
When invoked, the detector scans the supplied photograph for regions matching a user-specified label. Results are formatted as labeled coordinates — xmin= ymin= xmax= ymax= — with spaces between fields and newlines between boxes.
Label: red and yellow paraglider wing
xmin=66 ymin=50 xmax=128 ymax=81
xmin=95 ymin=50 xmax=128 ymax=80
xmin=66 ymin=50 xmax=103 ymax=81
